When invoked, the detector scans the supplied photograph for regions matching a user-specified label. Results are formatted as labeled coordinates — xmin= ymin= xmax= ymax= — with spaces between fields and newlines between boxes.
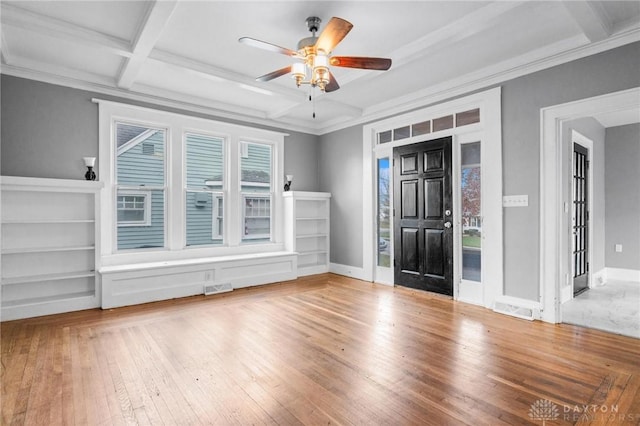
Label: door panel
xmin=401 ymin=180 xmax=418 ymax=218
xmin=394 ymin=137 xmax=453 ymax=295
xmin=424 ymin=229 xmax=444 ymax=277
xmin=425 ymin=179 xmax=443 ymax=219
xmin=401 ymin=228 xmax=420 ymax=274
xmin=573 ymin=142 xmax=589 ymax=296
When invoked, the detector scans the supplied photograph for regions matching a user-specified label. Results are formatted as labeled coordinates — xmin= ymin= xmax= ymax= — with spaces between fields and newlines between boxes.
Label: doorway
xmin=393 ymin=137 xmax=453 ymax=296
xmin=572 ymin=141 xmax=590 ymax=296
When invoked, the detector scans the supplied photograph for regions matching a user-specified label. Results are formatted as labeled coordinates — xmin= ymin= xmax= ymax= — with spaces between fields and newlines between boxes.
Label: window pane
xmin=243 ymin=196 xmax=271 ymax=241
xmin=378 ymin=130 xmax=392 ymax=144
xmin=240 ymin=143 xmax=272 ymax=192
xmin=456 ymin=108 xmax=480 ymax=127
xmin=377 ymin=158 xmax=391 ymax=267
xmin=116 ymin=122 xmax=166 ymax=250
xmin=186 ymin=192 xmax=223 ymax=246
xmin=433 ymin=115 xmax=454 ymax=132
xmin=186 ymin=134 xmax=224 ymax=190
xmin=117 ymin=189 xmax=164 ymax=250
xmin=461 ymin=142 xmax=481 ymax=281
xmin=116 ymin=123 xmax=165 ymax=186
xmin=241 ymin=142 xmax=272 ymax=243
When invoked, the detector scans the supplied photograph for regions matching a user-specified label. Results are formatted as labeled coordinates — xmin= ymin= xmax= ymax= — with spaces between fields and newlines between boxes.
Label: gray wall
xmin=605 ymin=123 xmax=640 ymax=270
xmin=1 ymin=74 xmax=320 ymax=191
xmin=319 ymin=41 xmax=640 ymax=301
xmin=318 ymin=125 xmax=363 ymax=268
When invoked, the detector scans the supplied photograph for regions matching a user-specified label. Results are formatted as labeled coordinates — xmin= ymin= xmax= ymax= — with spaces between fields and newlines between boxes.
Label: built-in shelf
xmin=284 ymin=191 xmax=331 ymax=277
xmin=2 ymin=219 xmax=95 ymax=224
xmin=1 ymin=291 xmax=95 ymax=308
xmin=1 ymin=176 xmax=103 ymax=321
xmin=2 ymin=246 xmax=95 ymax=255
xmin=1 ymin=270 xmax=96 ymax=286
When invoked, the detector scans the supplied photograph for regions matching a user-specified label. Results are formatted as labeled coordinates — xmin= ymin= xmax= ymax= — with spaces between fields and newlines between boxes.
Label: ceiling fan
xmin=239 ymin=16 xmax=392 ymax=93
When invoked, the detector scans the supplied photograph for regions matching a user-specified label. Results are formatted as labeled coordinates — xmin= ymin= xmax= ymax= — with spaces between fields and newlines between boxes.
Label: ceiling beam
xmin=117 ymin=0 xmax=178 ymax=89
xmin=0 ymin=3 xmax=132 ymax=57
xmin=1 ymin=28 xmax=11 ymax=64
xmin=561 ymin=1 xmax=612 ymax=42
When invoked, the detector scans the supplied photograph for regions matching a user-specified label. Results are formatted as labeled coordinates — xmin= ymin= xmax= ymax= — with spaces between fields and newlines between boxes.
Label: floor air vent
xmin=204 ymin=283 xmax=233 ymax=296
xmin=493 ymin=296 xmax=540 ymax=321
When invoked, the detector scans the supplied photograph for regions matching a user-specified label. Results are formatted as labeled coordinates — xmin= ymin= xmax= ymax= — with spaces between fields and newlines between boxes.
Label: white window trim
xmin=95 ymin=99 xmax=287 ymax=267
xmin=362 ymin=87 xmax=503 ymax=310
xmin=116 ymin=190 xmax=151 ymax=227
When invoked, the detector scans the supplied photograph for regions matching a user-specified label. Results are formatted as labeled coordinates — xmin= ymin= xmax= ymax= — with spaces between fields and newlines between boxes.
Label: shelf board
xmin=2 ymin=246 xmax=95 ymax=255
xmin=298 ymin=250 xmax=327 ymax=256
xmin=2 ymin=219 xmax=95 ymax=224
xmin=296 ymin=234 xmax=328 ymax=239
xmin=2 ymin=291 xmax=96 ymax=308
xmin=2 ymin=271 xmax=95 ymax=286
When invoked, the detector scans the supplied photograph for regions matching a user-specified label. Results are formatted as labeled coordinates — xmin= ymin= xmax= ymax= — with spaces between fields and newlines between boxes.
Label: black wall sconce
xmin=284 ymin=174 xmax=293 ymax=191
xmin=83 ymin=157 xmax=96 ymax=181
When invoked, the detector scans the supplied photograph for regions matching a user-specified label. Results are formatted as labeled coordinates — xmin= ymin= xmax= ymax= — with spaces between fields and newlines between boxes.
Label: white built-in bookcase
xmin=1 ymin=176 xmax=103 ymax=321
xmin=284 ymin=191 xmax=331 ymax=276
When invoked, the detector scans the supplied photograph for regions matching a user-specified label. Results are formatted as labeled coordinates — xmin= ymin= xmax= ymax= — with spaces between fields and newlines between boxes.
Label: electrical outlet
xmin=615 ymin=244 xmax=623 ymax=253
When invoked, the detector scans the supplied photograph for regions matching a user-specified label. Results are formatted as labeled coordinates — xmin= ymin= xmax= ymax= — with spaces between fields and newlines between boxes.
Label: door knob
xmin=444 ymin=221 xmax=452 ymax=229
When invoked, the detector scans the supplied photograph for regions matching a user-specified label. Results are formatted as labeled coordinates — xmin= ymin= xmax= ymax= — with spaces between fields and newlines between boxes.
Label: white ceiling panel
xmin=3 ymin=0 xmax=149 ymax=41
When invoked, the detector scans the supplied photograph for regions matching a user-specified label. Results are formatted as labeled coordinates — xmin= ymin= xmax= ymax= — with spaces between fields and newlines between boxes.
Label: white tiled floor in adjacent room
xmin=562 ymin=280 xmax=640 ymax=339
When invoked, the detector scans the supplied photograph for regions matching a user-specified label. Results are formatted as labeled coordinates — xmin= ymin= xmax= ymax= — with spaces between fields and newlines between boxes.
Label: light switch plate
xmin=503 ymin=195 xmax=529 ymax=207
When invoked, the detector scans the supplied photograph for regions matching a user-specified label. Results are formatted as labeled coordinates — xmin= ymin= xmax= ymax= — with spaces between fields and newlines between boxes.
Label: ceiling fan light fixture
xmin=291 ymin=62 xmax=306 ymax=86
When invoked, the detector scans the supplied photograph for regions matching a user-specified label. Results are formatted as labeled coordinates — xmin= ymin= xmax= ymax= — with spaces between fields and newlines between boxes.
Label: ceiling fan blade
xmin=325 ymin=71 xmax=340 ymax=93
xmin=315 ymin=17 xmax=353 ymax=54
xmin=256 ymin=66 xmax=292 ymax=82
xmin=330 ymin=56 xmax=392 ymax=70
xmin=239 ymin=37 xmax=300 ymax=57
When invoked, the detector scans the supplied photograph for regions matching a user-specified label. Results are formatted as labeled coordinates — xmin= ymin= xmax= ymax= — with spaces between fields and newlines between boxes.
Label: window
xmin=98 ymin=100 xmax=285 ymax=258
xmin=377 ymin=158 xmax=390 ymax=267
xmin=185 ymin=133 xmax=224 ymax=246
xmin=115 ymin=122 xmax=166 ymax=250
xmin=240 ymin=142 xmax=272 ymax=242
xmin=117 ymin=192 xmax=150 ymax=226
xmin=461 ymin=142 xmax=481 ymax=282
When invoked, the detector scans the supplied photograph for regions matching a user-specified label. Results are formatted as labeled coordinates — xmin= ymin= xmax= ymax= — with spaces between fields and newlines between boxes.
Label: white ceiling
xmin=1 ymin=1 xmax=639 ymax=135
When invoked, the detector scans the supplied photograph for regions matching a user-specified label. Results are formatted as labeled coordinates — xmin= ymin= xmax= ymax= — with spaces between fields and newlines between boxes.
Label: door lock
xmin=445 ymin=209 xmax=452 ymax=216
xmin=444 ymin=221 xmax=452 ymax=229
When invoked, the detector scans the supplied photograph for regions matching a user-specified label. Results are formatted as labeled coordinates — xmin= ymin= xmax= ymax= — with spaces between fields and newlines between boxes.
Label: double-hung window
xmin=185 ymin=133 xmax=225 ymax=246
xmin=115 ymin=122 xmax=166 ymax=250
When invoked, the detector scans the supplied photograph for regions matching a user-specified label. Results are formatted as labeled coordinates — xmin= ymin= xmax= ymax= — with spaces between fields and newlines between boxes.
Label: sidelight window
xmin=461 ymin=142 xmax=481 ymax=281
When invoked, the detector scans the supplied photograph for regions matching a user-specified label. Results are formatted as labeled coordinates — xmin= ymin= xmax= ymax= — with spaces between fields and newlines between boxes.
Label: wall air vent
xmin=493 ymin=296 xmax=541 ymax=321
xmin=204 ymin=283 xmax=233 ymax=296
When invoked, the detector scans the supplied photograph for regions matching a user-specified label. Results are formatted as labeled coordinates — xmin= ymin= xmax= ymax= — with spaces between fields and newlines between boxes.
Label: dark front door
xmin=572 ymin=142 xmax=589 ymax=296
xmin=393 ymin=137 xmax=453 ymax=296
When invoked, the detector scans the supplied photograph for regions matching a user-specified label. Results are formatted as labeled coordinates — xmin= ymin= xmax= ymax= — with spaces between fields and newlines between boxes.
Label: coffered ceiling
xmin=1 ymin=1 xmax=639 ymax=135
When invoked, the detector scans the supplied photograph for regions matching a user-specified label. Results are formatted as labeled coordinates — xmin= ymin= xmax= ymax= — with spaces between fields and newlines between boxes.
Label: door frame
xmin=566 ymin=130 xmax=593 ymax=302
xmin=540 ymin=87 xmax=639 ymax=323
xmin=362 ymin=87 xmax=503 ymax=309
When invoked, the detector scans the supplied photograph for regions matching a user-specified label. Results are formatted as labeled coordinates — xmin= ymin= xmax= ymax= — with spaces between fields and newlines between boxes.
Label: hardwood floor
xmin=2 ymin=273 xmax=639 ymax=425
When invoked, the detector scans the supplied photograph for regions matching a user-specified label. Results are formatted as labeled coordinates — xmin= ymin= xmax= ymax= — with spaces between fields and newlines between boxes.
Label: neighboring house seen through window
xmin=115 ymin=122 xmax=166 ymax=250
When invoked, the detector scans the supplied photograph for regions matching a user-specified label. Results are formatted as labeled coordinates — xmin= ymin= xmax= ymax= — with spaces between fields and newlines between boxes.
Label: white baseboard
xmin=605 ymin=267 xmax=640 ymax=282
xmin=329 ymin=263 xmax=368 ymax=281
xmin=592 ymin=268 xmax=607 ymax=287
